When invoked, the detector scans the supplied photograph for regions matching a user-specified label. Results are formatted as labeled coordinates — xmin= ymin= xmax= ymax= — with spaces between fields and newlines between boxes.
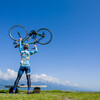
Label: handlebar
xmin=14 ymin=41 xmax=37 ymax=48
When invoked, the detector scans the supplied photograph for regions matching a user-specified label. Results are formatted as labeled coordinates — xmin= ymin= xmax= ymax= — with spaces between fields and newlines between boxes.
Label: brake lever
xmin=14 ymin=44 xmax=19 ymax=48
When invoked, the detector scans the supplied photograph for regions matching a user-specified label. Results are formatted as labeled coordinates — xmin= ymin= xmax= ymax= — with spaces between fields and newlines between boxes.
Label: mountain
xmin=0 ymin=80 xmax=89 ymax=91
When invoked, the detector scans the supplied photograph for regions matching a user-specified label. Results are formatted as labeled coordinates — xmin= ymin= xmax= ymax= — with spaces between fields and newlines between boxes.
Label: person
xmin=13 ymin=38 xmax=38 ymax=93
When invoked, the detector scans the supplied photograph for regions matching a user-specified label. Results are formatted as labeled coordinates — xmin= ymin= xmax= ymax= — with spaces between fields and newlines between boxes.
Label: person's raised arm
xmin=19 ymin=38 xmax=22 ymax=52
xmin=34 ymin=44 xmax=38 ymax=53
xmin=30 ymin=44 xmax=38 ymax=55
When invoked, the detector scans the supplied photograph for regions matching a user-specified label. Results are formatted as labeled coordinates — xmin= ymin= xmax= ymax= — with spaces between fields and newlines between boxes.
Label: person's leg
xmin=13 ymin=67 xmax=24 ymax=92
xmin=26 ymin=75 xmax=31 ymax=92
xmin=25 ymin=67 xmax=31 ymax=93
xmin=13 ymin=74 xmax=21 ymax=92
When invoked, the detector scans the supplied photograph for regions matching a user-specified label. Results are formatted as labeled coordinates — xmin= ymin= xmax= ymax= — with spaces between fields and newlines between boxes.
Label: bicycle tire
xmin=36 ymin=28 xmax=52 ymax=45
xmin=9 ymin=25 xmax=28 ymax=41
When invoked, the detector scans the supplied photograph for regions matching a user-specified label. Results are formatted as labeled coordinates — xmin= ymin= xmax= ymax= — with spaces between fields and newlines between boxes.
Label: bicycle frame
xmin=14 ymin=31 xmax=45 ymax=48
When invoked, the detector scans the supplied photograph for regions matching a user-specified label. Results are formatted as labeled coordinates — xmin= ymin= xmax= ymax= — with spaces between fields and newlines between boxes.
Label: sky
xmin=0 ymin=0 xmax=100 ymax=91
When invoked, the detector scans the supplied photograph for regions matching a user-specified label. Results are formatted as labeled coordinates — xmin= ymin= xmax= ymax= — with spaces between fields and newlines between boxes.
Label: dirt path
xmin=62 ymin=97 xmax=77 ymax=100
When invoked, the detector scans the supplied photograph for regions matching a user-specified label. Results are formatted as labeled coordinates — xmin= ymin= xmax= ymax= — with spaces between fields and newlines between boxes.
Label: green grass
xmin=0 ymin=90 xmax=100 ymax=100
xmin=64 ymin=91 xmax=100 ymax=100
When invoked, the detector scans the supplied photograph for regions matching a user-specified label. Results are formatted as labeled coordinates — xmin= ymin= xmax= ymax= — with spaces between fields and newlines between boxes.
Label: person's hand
xmin=19 ymin=38 xmax=22 ymax=41
xmin=34 ymin=44 xmax=36 ymax=47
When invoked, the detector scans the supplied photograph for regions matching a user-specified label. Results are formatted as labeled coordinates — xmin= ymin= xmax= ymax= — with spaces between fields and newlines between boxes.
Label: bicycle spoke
xmin=37 ymin=37 xmax=44 ymax=42
xmin=36 ymin=28 xmax=52 ymax=45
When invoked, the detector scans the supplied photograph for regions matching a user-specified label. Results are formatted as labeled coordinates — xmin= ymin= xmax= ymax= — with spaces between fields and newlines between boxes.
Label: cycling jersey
xmin=19 ymin=40 xmax=38 ymax=67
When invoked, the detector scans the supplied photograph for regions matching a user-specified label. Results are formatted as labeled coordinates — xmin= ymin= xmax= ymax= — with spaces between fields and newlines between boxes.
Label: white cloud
xmin=61 ymin=81 xmax=79 ymax=87
xmin=0 ymin=69 xmax=79 ymax=87
xmin=31 ymin=74 xmax=60 ymax=84
xmin=0 ymin=69 xmax=17 ymax=80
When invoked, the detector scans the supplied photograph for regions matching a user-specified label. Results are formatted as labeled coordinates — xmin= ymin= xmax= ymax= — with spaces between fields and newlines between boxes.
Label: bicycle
xmin=9 ymin=25 xmax=52 ymax=48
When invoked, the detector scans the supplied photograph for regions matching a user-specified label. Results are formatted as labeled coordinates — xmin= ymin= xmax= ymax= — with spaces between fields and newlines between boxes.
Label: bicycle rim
xmin=36 ymin=28 xmax=52 ymax=45
xmin=9 ymin=25 xmax=28 ymax=41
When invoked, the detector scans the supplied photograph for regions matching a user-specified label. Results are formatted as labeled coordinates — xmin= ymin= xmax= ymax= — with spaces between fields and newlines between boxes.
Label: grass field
xmin=0 ymin=90 xmax=100 ymax=100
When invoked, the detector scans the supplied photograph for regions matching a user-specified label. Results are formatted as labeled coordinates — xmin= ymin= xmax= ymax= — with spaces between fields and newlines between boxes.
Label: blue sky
xmin=0 ymin=0 xmax=100 ymax=90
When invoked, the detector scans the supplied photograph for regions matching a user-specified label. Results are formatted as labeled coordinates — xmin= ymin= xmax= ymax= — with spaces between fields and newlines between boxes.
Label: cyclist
xmin=13 ymin=38 xmax=38 ymax=94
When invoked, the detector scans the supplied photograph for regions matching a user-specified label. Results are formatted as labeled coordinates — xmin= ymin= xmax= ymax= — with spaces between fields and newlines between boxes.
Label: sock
xmin=28 ymin=87 xmax=30 ymax=92
xmin=13 ymin=87 xmax=16 ymax=92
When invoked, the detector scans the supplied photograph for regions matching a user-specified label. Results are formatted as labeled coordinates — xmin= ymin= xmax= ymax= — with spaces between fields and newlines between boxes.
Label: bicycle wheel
xmin=36 ymin=28 xmax=52 ymax=45
xmin=9 ymin=25 xmax=28 ymax=41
